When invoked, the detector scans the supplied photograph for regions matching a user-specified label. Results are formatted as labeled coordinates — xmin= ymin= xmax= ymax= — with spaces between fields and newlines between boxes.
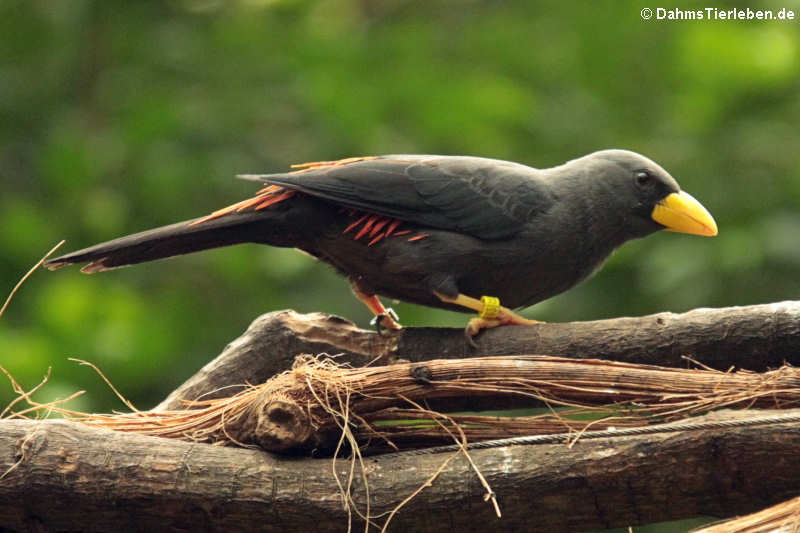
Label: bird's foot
xmin=352 ymin=282 xmax=403 ymax=334
xmin=464 ymin=312 xmax=544 ymax=346
xmin=370 ymin=307 xmax=402 ymax=334
xmin=465 ymin=298 xmax=544 ymax=346
xmin=495 ymin=308 xmax=544 ymax=326
xmin=464 ymin=317 xmax=502 ymax=347
xmin=433 ymin=291 xmax=543 ymax=346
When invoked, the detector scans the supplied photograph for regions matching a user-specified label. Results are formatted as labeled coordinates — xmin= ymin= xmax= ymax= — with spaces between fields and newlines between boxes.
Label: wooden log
xmin=155 ymin=302 xmax=800 ymax=411
xmin=1 ymin=411 xmax=799 ymax=532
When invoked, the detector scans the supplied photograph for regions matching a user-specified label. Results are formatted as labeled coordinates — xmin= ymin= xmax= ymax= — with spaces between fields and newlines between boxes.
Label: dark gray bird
xmin=45 ymin=150 xmax=717 ymax=338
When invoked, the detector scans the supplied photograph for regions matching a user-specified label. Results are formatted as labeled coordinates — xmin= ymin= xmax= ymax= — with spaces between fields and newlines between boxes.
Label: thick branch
xmin=103 ymin=355 xmax=800 ymax=453
xmin=156 ymin=302 xmax=800 ymax=410
xmin=155 ymin=311 xmax=397 ymax=410
xmin=2 ymin=413 xmax=799 ymax=532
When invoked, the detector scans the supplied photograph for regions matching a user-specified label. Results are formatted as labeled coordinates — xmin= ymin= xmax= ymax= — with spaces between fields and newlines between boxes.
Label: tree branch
xmin=5 ymin=301 xmax=800 ymax=531
xmin=156 ymin=302 xmax=800 ymax=411
xmin=1 ymin=411 xmax=799 ymax=532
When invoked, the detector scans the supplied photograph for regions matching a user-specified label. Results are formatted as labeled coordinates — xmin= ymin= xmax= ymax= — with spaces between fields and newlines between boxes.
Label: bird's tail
xmin=44 ymin=210 xmax=286 ymax=273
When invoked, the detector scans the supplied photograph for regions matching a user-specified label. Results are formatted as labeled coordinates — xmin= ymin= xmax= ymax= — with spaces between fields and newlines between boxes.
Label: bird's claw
xmin=371 ymin=307 xmax=402 ymax=335
xmin=463 ymin=313 xmax=545 ymax=348
xmin=464 ymin=317 xmax=502 ymax=348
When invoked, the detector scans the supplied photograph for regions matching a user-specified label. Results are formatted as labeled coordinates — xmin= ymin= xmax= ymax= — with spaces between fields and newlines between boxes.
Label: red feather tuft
xmin=354 ymin=215 xmax=379 ymax=240
xmin=344 ymin=214 xmax=368 ymax=234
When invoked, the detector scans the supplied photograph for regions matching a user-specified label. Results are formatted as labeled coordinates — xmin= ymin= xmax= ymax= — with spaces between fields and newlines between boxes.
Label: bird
xmin=45 ymin=150 xmax=718 ymax=341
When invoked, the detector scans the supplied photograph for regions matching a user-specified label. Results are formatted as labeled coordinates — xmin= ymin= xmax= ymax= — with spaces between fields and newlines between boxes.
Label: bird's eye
xmin=635 ymin=170 xmax=652 ymax=187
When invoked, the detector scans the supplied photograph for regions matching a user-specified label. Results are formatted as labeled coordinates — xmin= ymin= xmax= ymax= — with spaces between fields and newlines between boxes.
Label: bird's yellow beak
xmin=651 ymin=191 xmax=718 ymax=237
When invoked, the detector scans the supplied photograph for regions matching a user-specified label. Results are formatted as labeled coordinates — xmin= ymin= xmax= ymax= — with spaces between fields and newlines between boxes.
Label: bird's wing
xmin=240 ymin=155 xmax=555 ymax=240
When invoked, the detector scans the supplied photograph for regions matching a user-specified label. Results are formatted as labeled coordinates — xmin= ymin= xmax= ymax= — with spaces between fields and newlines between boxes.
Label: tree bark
xmin=156 ymin=301 xmax=800 ymax=411
xmin=5 ymin=301 xmax=800 ymax=532
xmin=1 ymin=411 xmax=799 ymax=533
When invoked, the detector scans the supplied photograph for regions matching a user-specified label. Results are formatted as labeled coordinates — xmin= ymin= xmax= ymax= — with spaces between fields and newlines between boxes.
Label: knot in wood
xmin=410 ymin=365 xmax=433 ymax=385
xmin=254 ymin=400 xmax=313 ymax=452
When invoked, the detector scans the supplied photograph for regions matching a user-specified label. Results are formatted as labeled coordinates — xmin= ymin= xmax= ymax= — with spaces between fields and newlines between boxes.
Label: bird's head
xmin=574 ymin=149 xmax=718 ymax=239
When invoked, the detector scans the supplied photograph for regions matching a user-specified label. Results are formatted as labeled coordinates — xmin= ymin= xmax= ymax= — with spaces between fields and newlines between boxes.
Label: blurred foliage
xmin=3 ymin=0 xmax=798 ymax=529
xmin=0 ymin=1 xmax=798 ymax=521
xmin=3 ymin=0 xmax=800 ymax=408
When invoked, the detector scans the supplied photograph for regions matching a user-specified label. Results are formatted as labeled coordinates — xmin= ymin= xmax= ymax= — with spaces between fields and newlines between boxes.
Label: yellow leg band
xmin=479 ymin=296 xmax=501 ymax=319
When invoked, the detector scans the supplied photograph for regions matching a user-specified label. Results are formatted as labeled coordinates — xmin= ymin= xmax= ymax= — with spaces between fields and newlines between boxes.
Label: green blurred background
xmin=2 ymin=1 xmax=798 ymax=530
xmin=3 ymin=0 xmax=800 ymax=410
xmin=1 ymin=0 xmax=798 ymax=429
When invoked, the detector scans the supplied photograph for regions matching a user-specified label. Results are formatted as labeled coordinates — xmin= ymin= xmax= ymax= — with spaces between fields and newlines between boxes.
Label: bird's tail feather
xmin=44 ymin=211 xmax=281 ymax=273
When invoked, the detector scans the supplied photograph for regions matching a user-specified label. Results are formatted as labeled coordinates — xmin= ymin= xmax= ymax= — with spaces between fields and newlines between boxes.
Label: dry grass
xmin=0 ymin=240 xmax=64 ymax=318
xmin=4 ymin=354 xmax=800 ymax=454
xmin=7 ymin=353 xmax=799 ymax=530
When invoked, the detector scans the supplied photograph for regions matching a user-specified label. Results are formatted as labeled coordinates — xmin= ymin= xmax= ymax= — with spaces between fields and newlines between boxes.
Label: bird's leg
xmin=434 ymin=292 xmax=543 ymax=344
xmin=351 ymin=281 xmax=402 ymax=332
